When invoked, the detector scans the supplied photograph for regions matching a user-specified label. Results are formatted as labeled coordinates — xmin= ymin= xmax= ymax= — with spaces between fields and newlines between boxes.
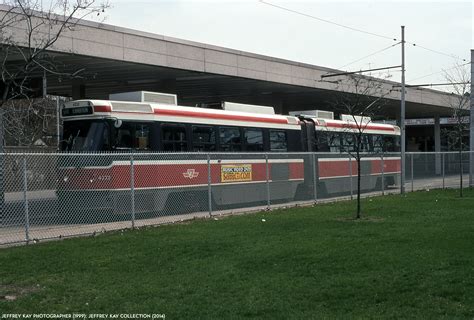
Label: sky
xmin=102 ymin=0 xmax=472 ymax=91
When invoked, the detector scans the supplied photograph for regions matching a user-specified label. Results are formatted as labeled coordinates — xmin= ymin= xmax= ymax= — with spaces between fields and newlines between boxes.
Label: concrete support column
xmin=72 ymin=80 xmax=86 ymax=100
xmin=270 ymin=93 xmax=284 ymax=115
xmin=435 ymin=115 xmax=441 ymax=175
xmin=469 ymin=50 xmax=474 ymax=187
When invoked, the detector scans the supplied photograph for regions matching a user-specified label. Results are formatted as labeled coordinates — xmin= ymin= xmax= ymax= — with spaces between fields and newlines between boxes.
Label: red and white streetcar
xmin=58 ymin=91 xmax=400 ymax=216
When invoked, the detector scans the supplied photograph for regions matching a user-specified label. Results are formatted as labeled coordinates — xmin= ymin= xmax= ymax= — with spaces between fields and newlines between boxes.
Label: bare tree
xmin=2 ymin=97 xmax=57 ymax=146
xmin=0 ymin=0 xmax=109 ymax=219
xmin=443 ymin=63 xmax=470 ymax=197
xmin=1 ymin=0 xmax=108 ymax=103
xmin=330 ymin=73 xmax=393 ymax=219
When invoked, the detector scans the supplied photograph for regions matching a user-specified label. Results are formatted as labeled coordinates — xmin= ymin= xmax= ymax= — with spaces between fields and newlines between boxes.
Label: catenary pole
xmin=400 ymin=26 xmax=406 ymax=194
xmin=470 ymin=49 xmax=474 ymax=187
xmin=56 ymin=96 xmax=60 ymax=148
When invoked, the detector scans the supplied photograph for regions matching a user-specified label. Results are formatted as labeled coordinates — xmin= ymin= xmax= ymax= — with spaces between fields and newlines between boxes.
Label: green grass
xmin=1 ymin=189 xmax=474 ymax=319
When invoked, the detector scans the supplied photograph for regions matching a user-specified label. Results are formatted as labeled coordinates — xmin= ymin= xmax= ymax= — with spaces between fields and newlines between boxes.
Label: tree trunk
xmin=459 ymin=146 xmax=463 ymax=198
xmin=0 ymin=109 xmax=4 ymax=226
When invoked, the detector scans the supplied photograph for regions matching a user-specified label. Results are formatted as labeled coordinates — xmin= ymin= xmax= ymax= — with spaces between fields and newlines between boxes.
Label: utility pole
xmin=56 ymin=96 xmax=61 ymax=149
xmin=470 ymin=49 xmax=474 ymax=187
xmin=400 ymin=26 xmax=406 ymax=194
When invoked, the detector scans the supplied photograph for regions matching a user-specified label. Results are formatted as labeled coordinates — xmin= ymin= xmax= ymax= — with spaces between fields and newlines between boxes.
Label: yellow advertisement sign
xmin=221 ymin=164 xmax=252 ymax=182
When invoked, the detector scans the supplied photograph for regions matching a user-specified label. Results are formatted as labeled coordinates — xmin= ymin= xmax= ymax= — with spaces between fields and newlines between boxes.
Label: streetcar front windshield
xmin=61 ymin=120 xmax=109 ymax=151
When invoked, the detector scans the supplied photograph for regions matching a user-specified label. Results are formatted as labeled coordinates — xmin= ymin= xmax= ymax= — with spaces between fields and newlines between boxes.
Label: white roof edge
xmin=76 ymin=99 xmax=300 ymax=121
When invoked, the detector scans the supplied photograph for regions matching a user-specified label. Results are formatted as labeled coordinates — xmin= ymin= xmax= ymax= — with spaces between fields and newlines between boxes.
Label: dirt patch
xmin=0 ymin=284 xmax=40 ymax=301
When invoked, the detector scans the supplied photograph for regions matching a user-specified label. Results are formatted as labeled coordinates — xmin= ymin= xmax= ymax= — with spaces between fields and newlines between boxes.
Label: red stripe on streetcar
xmin=289 ymin=162 xmax=305 ymax=180
xmin=91 ymin=104 xmax=294 ymax=125
xmin=370 ymin=158 xmax=402 ymax=174
xmin=59 ymin=162 xmax=305 ymax=190
xmin=94 ymin=105 xmax=112 ymax=113
xmin=325 ymin=122 xmax=395 ymax=132
xmin=319 ymin=160 xmax=354 ymax=178
xmin=319 ymin=158 xmax=401 ymax=178
xmin=154 ymin=108 xmax=291 ymax=125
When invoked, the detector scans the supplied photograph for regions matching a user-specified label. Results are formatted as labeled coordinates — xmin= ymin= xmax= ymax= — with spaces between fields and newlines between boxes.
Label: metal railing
xmin=0 ymin=151 xmax=472 ymax=246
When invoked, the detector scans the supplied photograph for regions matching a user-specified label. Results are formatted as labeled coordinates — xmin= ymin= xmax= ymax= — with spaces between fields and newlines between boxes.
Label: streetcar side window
xmin=341 ymin=133 xmax=370 ymax=153
xmin=341 ymin=133 xmax=355 ymax=153
xmin=116 ymin=128 xmax=132 ymax=149
xmin=162 ymin=124 xmax=188 ymax=152
xmin=219 ymin=127 xmax=242 ymax=151
xmin=192 ymin=126 xmax=216 ymax=152
xmin=384 ymin=135 xmax=400 ymax=152
xmin=135 ymin=124 xmax=150 ymax=150
xmin=112 ymin=122 xmax=151 ymax=151
xmin=372 ymin=134 xmax=384 ymax=153
xmin=361 ymin=135 xmax=370 ymax=152
xmin=269 ymin=130 xmax=287 ymax=152
xmin=244 ymin=128 xmax=264 ymax=152
xmin=315 ymin=131 xmax=329 ymax=152
xmin=327 ymin=132 xmax=341 ymax=153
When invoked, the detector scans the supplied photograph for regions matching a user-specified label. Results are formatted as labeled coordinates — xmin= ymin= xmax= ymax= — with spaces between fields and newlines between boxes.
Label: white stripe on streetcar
xmin=60 ymin=159 xmax=304 ymax=169
xmin=61 ymin=178 xmax=305 ymax=191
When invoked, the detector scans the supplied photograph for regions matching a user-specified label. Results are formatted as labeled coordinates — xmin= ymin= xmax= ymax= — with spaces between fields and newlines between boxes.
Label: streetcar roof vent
xmin=341 ymin=114 xmax=372 ymax=124
xmin=109 ymin=91 xmax=177 ymax=105
xmin=288 ymin=110 xmax=334 ymax=120
xmin=111 ymin=102 xmax=153 ymax=113
xmin=222 ymin=101 xmax=275 ymax=115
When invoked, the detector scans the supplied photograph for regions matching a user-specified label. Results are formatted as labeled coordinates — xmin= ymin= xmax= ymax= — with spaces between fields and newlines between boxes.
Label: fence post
xmin=442 ymin=152 xmax=445 ymax=189
xmin=381 ymin=154 xmax=385 ymax=196
xmin=460 ymin=152 xmax=464 ymax=192
xmin=411 ymin=153 xmax=414 ymax=193
xmin=22 ymin=155 xmax=30 ymax=243
xmin=0 ymin=152 xmax=4 ymax=228
xmin=130 ymin=153 xmax=135 ymax=229
xmin=207 ymin=154 xmax=212 ymax=217
xmin=312 ymin=153 xmax=317 ymax=202
xmin=349 ymin=157 xmax=353 ymax=200
xmin=470 ymin=151 xmax=474 ymax=188
xmin=265 ymin=153 xmax=270 ymax=209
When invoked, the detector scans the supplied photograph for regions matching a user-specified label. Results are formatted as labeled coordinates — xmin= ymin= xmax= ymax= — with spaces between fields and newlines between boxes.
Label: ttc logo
xmin=183 ymin=169 xmax=199 ymax=179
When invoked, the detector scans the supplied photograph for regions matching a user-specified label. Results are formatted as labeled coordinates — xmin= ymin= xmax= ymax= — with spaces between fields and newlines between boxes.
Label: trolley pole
xmin=400 ymin=25 xmax=406 ymax=194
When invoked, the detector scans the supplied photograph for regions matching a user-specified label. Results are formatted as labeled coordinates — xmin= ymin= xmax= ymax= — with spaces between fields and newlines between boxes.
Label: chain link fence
xmin=1 ymin=151 xmax=472 ymax=246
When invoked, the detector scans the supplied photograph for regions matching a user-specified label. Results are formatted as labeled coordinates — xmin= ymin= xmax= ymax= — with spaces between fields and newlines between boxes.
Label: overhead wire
xmin=259 ymin=0 xmax=469 ymax=63
xmin=407 ymin=62 xmax=470 ymax=83
xmin=406 ymin=42 xmax=467 ymax=62
xmin=336 ymin=42 xmax=401 ymax=70
xmin=258 ymin=0 xmax=398 ymax=42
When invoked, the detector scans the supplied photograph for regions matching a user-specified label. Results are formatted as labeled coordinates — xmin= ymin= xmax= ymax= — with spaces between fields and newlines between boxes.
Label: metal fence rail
xmin=0 ymin=151 xmax=472 ymax=246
